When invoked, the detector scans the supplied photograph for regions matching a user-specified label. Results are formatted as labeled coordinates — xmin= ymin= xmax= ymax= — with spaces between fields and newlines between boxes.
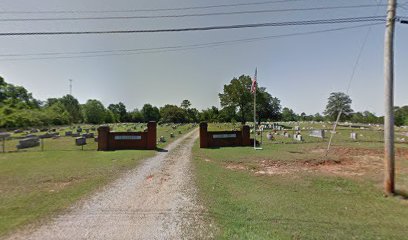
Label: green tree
xmin=0 ymin=78 xmax=40 ymax=109
xmin=218 ymin=106 xmax=237 ymax=122
xmin=82 ymin=99 xmax=107 ymax=124
xmin=45 ymin=102 xmax=71 ymax=125
xmin=281 ymin=107 xmax=298 ymax=122
xmin=129 ymin=109 xmax=144 ymax=122
xmin=395 ymin=106 xmax=408 ymax=126
xmin=60 ymin=95 xmax=83 ymax=123
xmin=142 ymin=104 xmax=160 ymax=122
xmin=180 ymin=99 xmax=192 ymax=109
xmin=219 ymin=75 xmax=252 ymax=124
xmin=186 ymin=108 xmax=200 ymax=123
xmin=313 ymin=113 xmax=324 ymax=122
xmin=108 ymin=102 xmax=128 ymax=122
xmin=160 ymin=104 xmax=186 ymax=123
xmin=324 ymin=92 xmax=353 ymax=121
xmin=255 ymin=87 xmax=281 ymax=124
xmin=200 ymin=106 xmax=219 ymax=122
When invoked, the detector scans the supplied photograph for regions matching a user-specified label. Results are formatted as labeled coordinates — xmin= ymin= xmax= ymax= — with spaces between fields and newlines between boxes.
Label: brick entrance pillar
xmin=98 ymin=126 xmax=110 ymax=151
xmin=146 ymin=121 xmax=157 ymax=150
xmin=199 ymin=122 xmax=208 ymax=148
xmin=241 ymin=125 xmax=251 ymax=146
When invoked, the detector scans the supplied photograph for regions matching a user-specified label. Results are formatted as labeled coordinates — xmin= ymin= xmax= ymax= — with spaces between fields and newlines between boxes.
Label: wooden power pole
xmin=384 ymin=0 xmax=397 ymax=195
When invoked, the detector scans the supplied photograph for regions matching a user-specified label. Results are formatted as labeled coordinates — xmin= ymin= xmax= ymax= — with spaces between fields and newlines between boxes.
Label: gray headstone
xmin=350 ymin=132 xmax=358 ymax=140
xmin=75 ymin=137 xmax=87 ymax=146
xmin=17 ymin=137 xmax=40 ymax=149
xmin=309 ymin=129 xmax=325 ymax=138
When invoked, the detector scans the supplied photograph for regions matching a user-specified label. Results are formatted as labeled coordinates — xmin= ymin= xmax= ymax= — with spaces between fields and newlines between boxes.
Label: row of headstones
xmin=158 ymin=130 xmax=183 ymax=143
xmin=65 ymin=131 xmax=94 ymax=138
xmin=265 ymin=131 xmax=303 ymax=141
xmin=264 ymin=130 xmax=360 ymax=141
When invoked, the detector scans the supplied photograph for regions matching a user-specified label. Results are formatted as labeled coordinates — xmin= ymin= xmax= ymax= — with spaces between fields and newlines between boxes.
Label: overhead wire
xmin=0 ymin=4 xmax=389 ymax=21
xmin=0 ymin=23 xmax=384 ymax=61
xmin=0 ymin=0 xmax=308 ymax=14
xmin=325 ymin=0 xmax=385 ymax=156
xmin=0 ymin=16 xmax=386 ymax=36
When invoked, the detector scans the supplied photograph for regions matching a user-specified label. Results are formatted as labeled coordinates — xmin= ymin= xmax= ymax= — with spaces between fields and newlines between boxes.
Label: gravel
xmin=7 ymin=129 xmax=214 ymax=240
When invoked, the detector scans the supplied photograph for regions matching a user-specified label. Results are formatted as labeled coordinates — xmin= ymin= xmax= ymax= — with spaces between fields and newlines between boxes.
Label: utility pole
xmin=384 ymin=0 xmax=397 ymax=195
xmin=69 ymin=79 xmax=73 ymax=95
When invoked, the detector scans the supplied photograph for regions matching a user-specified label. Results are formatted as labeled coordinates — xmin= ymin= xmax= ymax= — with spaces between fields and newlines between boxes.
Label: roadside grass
xmin=193 ymin=139 xmax=408 ymax=239
xmin=0 ymin=123 xmax=194 ymax=237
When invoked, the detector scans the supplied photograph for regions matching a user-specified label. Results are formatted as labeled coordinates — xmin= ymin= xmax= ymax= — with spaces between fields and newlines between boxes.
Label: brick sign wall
xmin=98 ymin=121 xmax=156 ymax=151
xmin=199 ymin=122 xmax=251 ymax=148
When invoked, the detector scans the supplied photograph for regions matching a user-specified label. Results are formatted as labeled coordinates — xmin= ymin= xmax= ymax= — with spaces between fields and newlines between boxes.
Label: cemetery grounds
xmin=0 ymin=123 xmax=195 ymax=237
xmin=193 ymin=122 xmax=408 ymax=239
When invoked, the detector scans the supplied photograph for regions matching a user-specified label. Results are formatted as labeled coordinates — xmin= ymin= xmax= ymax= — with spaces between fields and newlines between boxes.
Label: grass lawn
xmin=193 ymin=123 xmax=408 ymax=239
xmin=0 ymin=123 xmax=194 ymax=237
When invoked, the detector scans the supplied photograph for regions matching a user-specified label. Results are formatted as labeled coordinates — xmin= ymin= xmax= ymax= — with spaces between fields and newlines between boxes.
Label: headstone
xmin=266 ymin=133 xmax=274 ymax=140
xmin=82 ymin=133 xmax=94 ymax=138
xmin=170 ymin=133 xmax=175 ymax=138
xmin=294 ymin=134 xmax=303 ymax=141
xmin=75 ymin=137 xmax=87 ymax=146
xmin=294 ymin=126 xmax=300 ymax=131
xmin=159 ymin=136 xmax=166 ymax=142
xmin=65 ymin=131 xmax=72 ymax=136
xmin=309 ymin=129 xmax=325 ymax=138
xmin=17 ymin=137 xmax=40 ymax=149
xmin=71 ymin=133 xmax=80 ymax=137
xmin=30 ymin=129 xmax=39 ymax=133
xmin=76 ymin=128 xmax=82 ymax=133
xmin=0 ymin=132 xmax=11 ymax=139
xmin=39 ymin=132 xmax=59 ymax=139
xmin=350 ymin=132 xmax=358 ymax=140
xmin=14 ymin=129 xmax=23 ymax=133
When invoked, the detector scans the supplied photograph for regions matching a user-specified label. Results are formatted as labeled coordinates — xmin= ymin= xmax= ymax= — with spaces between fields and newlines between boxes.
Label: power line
xmin=0 ymin=23 xmax=384 ymax=61
xmin=0 ymin=0 xmax=306 ymax=14
xmin=0 ymin=16 xmax=386 ymax=36
xmin=325 ymin=0 xmax=384 ymax=156
xmin=0 ymin=4 xmax=389 ymax=22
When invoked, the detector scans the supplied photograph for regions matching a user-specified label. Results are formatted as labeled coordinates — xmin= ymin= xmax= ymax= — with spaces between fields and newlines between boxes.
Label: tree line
xmin=1 ymin=75 xmax=407 ymax=128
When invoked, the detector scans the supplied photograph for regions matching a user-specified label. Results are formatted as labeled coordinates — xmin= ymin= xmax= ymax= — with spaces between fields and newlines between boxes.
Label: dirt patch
xmin=225 ymin=163 xmax=247 ymax=171
xmin=225 ymin=147 xmax=408 ymax=178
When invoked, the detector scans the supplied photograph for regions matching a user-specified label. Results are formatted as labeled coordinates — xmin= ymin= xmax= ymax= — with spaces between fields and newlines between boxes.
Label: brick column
xmin=146 ymin=121 xmax=157 ymax=150
xmin=241 ymin=125 xmax=251 ymax=146
xmin=97 ymin=126 xmax=110 ymax=151
xmin=199 ymin=122 xmax=208 ymax=148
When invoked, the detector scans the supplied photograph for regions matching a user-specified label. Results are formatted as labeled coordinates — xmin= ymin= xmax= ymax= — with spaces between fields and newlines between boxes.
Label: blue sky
xmin=0 ymin=0 xmax=407 ymax=115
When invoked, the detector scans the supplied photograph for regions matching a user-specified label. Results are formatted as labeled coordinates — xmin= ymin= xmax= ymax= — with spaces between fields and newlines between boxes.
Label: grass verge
xmin=193 ymin=141 xmax=408 ymax=239
xmin=0 ymin=124 xmax=195 ymax=237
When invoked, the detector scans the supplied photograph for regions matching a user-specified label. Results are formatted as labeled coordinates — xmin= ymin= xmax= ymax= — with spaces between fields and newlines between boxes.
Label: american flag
xmin=251 ymin=68 xmax=257 ymax=94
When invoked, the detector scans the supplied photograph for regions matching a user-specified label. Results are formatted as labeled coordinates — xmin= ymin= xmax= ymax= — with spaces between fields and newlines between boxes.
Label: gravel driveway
xmin=7 ymin=129 xmax=214 ymax=240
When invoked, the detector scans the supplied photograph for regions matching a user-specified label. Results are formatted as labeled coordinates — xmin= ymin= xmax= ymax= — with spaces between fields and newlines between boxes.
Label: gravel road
xmin=7 ymin=129 xmax=214 ymax=240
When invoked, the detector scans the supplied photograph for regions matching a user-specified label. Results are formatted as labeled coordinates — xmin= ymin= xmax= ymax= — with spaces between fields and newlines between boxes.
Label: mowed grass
xmin=0 ymin=123 xmax=195 ymax=236
xmin=193 ymin=123 xmax=408 ymax=239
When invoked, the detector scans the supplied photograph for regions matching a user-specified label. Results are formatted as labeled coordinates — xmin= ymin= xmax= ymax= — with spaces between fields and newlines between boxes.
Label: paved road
xmin=7 ymin=129 xmax=214 ymax=240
